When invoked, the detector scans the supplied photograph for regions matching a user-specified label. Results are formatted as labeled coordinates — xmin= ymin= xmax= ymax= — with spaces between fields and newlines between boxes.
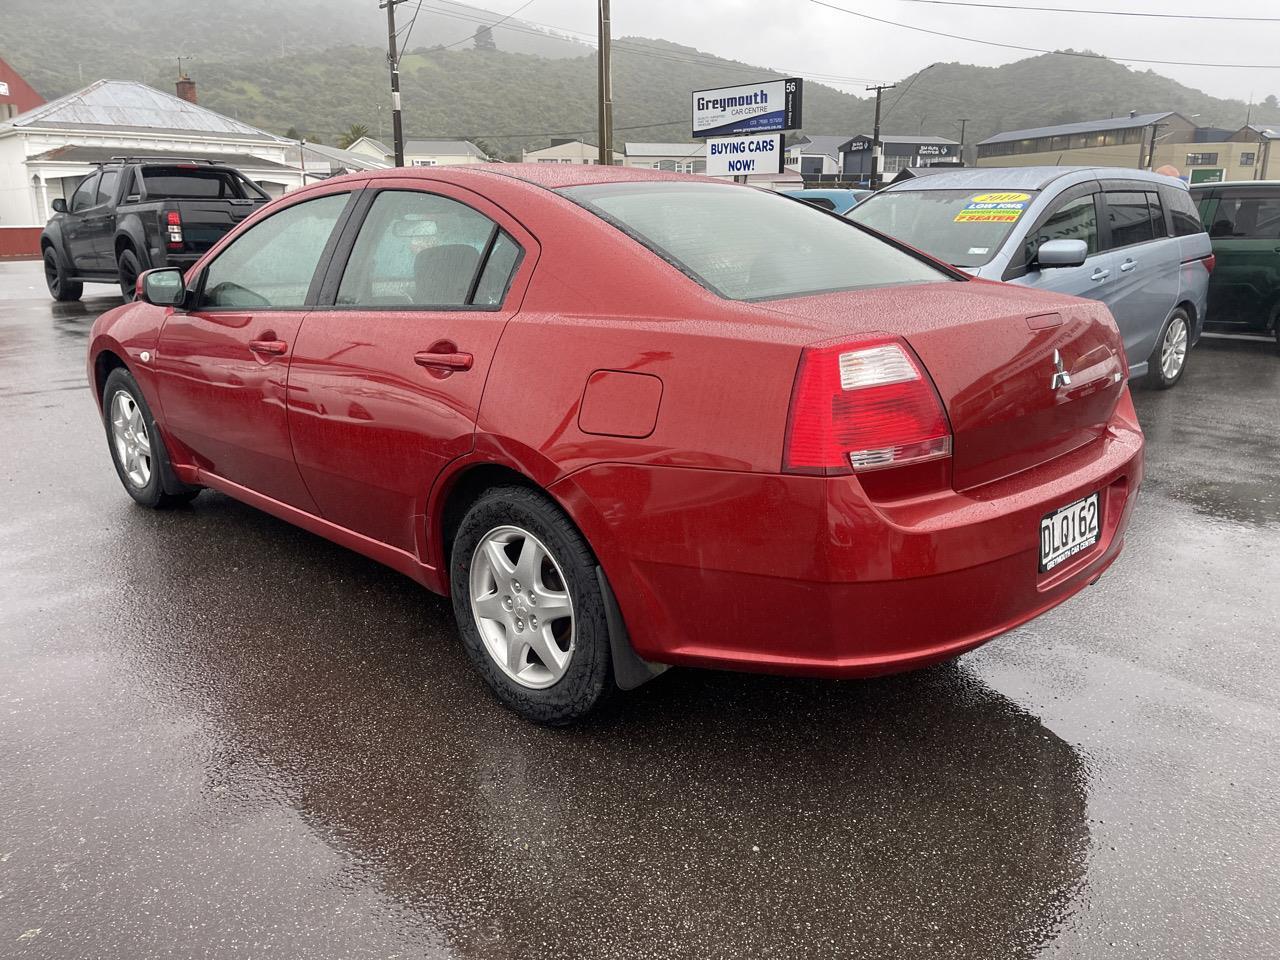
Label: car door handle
xmin=249 ymin=339 xmax=288 ymax=356
xmin=1090 ymin=269 xmax=1110 ymax=281
xmin=1119 ymin=260 xmax=1137 ymax=272
xmin=414 ymin=350 xmax=473 ymax=371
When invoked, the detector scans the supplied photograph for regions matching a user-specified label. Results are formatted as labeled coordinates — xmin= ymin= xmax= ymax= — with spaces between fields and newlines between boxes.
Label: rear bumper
xmin=552 ymin=392 xmax=1144 ymax=678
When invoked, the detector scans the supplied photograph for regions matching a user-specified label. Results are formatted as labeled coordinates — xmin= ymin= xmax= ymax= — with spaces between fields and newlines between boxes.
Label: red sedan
xmin=88 ymin=165 xmax=1143 ymax=723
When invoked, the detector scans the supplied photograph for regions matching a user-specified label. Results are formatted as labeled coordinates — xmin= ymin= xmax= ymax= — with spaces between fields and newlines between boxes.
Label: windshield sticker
xmin=967 ymin=246 xmax=990 ymax=255
xmin=955 ymin=191 xmax=1032 ymax=224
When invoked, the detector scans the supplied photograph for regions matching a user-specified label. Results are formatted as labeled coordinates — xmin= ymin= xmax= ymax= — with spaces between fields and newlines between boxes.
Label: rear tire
xmin=102 ymin=367 xmax=200 ymax=509
xmin=1271 ymin=302 xmax=1280 ymax=357
xmin=43 ymin=247 xmax=82 ymax=302
xmin=1146 ymin=307 xmax=1190 ymax=389
xmin=117 ymin=248 xmax=141 ymax=302
xmin=450 ymin=486 xmax=613 ymax=725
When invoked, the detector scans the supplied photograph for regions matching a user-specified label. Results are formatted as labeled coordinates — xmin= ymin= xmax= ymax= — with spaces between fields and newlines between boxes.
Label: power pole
xmin=866 ymin=83 xmax=895 ymax=189
xmin=597 ymin=0 xmax=614 ymax=165
xmin=956 ymin=117 xmax=970 ymax=166
xmin=1146 ymin=122 xmax=1167 ymax=170
xmin=380 ymin=0 xmax=407 ymax=167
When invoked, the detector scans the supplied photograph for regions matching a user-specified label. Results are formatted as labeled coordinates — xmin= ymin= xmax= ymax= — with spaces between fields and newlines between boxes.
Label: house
xmin=0 ymin=57 xmax=44 ymax=122
xmin=623 ymin=142 xmax=706 ymax=173
xmin=786 ymin=135 xmax=846 ymax=177
xmin=522 ymin=138 xmax=621 ymax=164
xmin=0 ymin=78 xmax=305 ymax=256
xmin=342 ymin=136 xmax=488 ymax=166
xmin=345 ymin=136 xmax=392 ymax=162
xmin=289 ymin=141 xmax=389 ymax=183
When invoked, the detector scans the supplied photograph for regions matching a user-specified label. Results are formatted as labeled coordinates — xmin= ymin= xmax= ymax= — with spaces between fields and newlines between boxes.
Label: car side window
xmin=1165 ymin=188 xmax=1206 ymax=237
xmin=69 ymin=174 xmax=99 ymax=214
xmin=1209 ymin=194 xmax=1280 ymax=239
xmin=1147 ymin=191 xmax=1168 ymax=239
xmin=1104 ymin=191 xmax=1156 ymax=248
xmin=195 ymin=192 xmax=349 ymax=310
xmin=1023 ymin=193 xmax=1098 ymax=266
xmin=95 ymin=169 xmax=119 ymax=207
xmin=336 ymin=190 xmax=519 ymax=309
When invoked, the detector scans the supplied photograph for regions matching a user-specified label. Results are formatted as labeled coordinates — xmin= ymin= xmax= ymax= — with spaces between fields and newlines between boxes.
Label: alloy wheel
xmin=43 ymin=252 xmax=60 ymax=296
xmin=1161 ymin=315 xmax=1188 ymax=381
xmin=469 ymin=524 xmax=575 ymax=689
xmin=110 ymin=390 xmax=152 ymax=488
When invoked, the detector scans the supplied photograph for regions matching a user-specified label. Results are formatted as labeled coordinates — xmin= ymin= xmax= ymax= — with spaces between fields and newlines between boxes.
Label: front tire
xmin=117 ymin=248 xmax=142 ymax=302
xmin=450 ymin=486 xmax=612 ymax=724
xmin=102 ymin=368 xmax=200 ymax=509
xmin=43 ymin=247 xmax=82 ymax=302
xmin=1146 ymin=307 xmax=1190 ymax=389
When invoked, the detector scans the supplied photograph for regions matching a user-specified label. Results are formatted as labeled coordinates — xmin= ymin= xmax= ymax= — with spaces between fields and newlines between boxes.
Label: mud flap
xmin=595 ymin=565 xmax=669 ymax=691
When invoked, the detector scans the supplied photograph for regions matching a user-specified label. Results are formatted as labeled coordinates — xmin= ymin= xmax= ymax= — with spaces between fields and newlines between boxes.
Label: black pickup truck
xmin=40 ymin=157 xmax=270 ymax=301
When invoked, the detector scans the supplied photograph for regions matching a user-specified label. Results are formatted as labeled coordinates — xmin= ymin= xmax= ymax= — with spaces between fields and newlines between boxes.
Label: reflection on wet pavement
xmin=1 ymin=261 xmax=1278 ymax=958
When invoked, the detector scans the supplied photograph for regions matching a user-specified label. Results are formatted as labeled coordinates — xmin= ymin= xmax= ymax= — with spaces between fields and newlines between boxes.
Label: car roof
xmin=876 ymin=166 xmax=1186 ymax=193
xmin=465 ymin=162 xmax=724 ymax=190
xmin=789 ymin=188 xmax=869 ymax=198
xmin=1189 ymin=180 xmax=1280 ymax=191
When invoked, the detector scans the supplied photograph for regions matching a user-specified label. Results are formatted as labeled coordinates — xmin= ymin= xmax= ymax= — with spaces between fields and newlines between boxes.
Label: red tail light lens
xmin=1202 ymin=253 xmax=1216 ymax=274
xmin=165 ymin=210 xmax=183 ymax=250
xmin=783 ymin=339 xmax=952 ymax=475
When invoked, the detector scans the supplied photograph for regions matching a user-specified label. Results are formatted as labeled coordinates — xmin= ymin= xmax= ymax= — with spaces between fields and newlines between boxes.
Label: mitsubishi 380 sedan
xmin=88 ymin=164 xmax=1143 ymax=723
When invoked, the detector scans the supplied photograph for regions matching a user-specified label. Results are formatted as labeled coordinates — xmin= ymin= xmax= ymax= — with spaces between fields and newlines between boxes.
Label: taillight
xmin=165 ymin=209 xmax=183 ymax=250
xmin=783 ymin=338 xmax=952 ymax=475
xmin=1202 ymin=253 xmax=1216 ymax=274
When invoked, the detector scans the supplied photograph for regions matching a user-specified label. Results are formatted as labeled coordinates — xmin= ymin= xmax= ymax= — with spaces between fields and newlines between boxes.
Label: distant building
xmin=0 ymin=78 xmax=304 ymax=254
xmin=522 ymin=138 xmax=621 ymax=164
xmin=289 ymin=141 xmax=389 ymax=182
xmin=786 ymin=135 xmax=845 ymax=177
xmin=345 ymin=136 xmax=489 ymax=166
xmin=623 ymin=142 xmax=706 ymax=174
xmin=345 ymin=136 xmax=392 ymax=161
xmin=838 ymin=134 xmax=961 ymax=182
xmin=976 ymin=111 xmax=1276 ymax=182
xmin=0 ymin=57 xmax=44 ymax=122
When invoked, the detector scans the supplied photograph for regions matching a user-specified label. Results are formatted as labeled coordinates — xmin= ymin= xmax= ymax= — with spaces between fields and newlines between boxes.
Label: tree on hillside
xmin=338 ymin=123 xmax=371 ymax=148
xmin=1265 ymin=95 xmax=1278 ymax=111
xmin=285 ymin=125 xmax=302 ymax=141
xmin=475 ymin=26 xmax=497 ymax=51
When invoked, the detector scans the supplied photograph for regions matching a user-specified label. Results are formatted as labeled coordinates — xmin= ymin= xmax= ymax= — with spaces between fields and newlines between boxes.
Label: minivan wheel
xmin=450 ymin=486 xmax=612 ymax=725
xmin=43 ymin=248 xmax=82 ymax=302
xmin=1147 ymin=308 xmax=1190 ymax=389
xmin=101 ymin=367 xmax=201 ymax=509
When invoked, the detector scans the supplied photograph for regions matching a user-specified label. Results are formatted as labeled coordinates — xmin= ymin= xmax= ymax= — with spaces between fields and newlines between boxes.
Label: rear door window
xmin=95 ymin=169 xmax=120 ymax=207
xmin=1104 ymin=191 xmax=1158 ymax=248
xmin=1164 ymin=188 xmax=1206 ymax=237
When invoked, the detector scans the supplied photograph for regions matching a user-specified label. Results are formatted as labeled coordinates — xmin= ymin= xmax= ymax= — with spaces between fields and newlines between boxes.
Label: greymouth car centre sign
xmin=691 ymin=79 xmax=803 ymax=138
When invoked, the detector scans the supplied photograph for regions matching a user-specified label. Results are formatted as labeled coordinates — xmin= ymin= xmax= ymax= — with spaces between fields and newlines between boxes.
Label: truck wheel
xmin=117 ymin=248 xmax=141 ymax=302
xmin=43 ymin=247 xmax=82 ymax=302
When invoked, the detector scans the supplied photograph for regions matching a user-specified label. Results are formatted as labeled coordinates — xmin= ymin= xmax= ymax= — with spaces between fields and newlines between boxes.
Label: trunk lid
xmin=757 ymin=280 xmax=1127 ymax=490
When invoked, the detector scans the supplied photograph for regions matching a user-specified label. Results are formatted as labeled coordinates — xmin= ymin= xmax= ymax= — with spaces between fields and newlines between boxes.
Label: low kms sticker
xmin=955 ymin=191 xmax=1031 ymax=223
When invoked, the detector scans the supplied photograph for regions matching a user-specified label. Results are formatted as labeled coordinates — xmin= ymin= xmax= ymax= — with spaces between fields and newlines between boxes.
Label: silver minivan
xmin=848 ymin=167 xmax=1213 ymax=388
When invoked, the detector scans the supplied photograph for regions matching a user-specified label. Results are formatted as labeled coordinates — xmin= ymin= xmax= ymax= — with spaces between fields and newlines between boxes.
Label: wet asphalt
xmin=0 ymin=257 xmax=1277 ymax=959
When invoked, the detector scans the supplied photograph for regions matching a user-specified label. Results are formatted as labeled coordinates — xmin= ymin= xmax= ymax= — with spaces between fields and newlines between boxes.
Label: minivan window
xmin=1207 ymin=194 xmax=1280 ymax=239
xmin=1105 ymin=191 xmax=1159 ymax=248
xmin=1023 ymin=193 xmax=1098 ymax=267
xmin=563 ymin=181 xmax=949 ymax=300
xmin=1164 ymin=188 xmax=1206 ymax=237
xmin=848 ymin=189 xmax=1039 ymax=268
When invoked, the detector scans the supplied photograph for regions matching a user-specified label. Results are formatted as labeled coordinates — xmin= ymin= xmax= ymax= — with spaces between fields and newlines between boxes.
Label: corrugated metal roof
xmin=795 ymin=135 xmax=846 ymax=159
xmin=1 ymin=80 xmax=283 ymax=141
xmin=289 ymin=141 xmax=389 ymax=172
xmin=978 ymin=112 xmax=1178 ymax=146
xmin=25 ymin=144 xmax=293 ymax=170
xmin=404 ymin=138 xmax=486 ymax=157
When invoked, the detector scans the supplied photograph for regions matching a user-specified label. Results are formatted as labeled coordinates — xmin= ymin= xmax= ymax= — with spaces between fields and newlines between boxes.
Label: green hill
xmin=3 ymin=0 xmax=1277 ymax=158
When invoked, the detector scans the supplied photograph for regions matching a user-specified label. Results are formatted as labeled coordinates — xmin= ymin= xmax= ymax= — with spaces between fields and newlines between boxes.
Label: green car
xmin=1191 ymin=181 xmax=1280 ymax=352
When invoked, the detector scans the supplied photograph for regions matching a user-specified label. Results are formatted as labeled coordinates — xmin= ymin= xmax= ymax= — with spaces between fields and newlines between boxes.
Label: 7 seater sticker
xmin=954 ymin=192 xmax=1032 ymax=223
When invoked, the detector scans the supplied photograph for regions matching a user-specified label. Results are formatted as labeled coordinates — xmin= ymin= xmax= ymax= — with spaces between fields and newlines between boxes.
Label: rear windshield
xmin=560 ymin=181 xmax=948 ymax=301
xmin=140 ymin=167 xmax=267 ymax=201
xmin=849 ymin=188 xmax=1041 ymax=268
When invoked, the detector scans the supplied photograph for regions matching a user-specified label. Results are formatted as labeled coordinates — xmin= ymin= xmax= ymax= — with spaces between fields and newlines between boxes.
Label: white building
xmin=786 ymin=135 xmax=845 ymax=177
xmin=522 ymin=138 xmax=621 ymax=164
xmin=0 ymin=79 xmax=304 ymax=232
xmin=288 ymin=141 xmax=389 ymax=183
xmin=623 ymin=142 xmax=706 ymax=173
xmin=346 ymin=136 xmax=489 ymax=167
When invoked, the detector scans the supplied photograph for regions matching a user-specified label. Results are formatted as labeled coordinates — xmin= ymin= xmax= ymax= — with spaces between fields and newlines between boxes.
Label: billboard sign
xmin=705 ymin=133 xmax=784 ymax=177
xmin=692 ymin=79 xmax=802 ymax=138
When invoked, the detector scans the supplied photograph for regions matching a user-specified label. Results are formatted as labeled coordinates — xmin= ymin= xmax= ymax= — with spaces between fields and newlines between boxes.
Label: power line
xmin=810 ymin=0 xmax=1280 ymax=69
xmin=892 ymin=0 xmax=1280 ymax=23
xmin=434 ymin=0 xmax=541 ymax=52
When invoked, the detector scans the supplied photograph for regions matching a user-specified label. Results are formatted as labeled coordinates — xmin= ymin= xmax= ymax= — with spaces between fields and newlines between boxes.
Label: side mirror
xmin=1035 ymin=238 xmax=1089 ymax=269
xmin=138 ymin=267 xmax=187 ymax=307
xmin=51 ymin=198 xmax=68 ymax=214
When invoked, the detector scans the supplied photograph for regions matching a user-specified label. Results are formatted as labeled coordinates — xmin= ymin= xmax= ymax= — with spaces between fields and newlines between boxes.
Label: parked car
xmin=784 ymin=188 xmax=872 ymax=214
xmin=1191 ymin=180 xmax=1280 ymax=352
xmin=848 ymin=167 xmax=1214 ymax=388
xmin=88 ymin=165 xmax=1143 ymax=723
xmin=41 ymin=157 xmax=270 ymax=302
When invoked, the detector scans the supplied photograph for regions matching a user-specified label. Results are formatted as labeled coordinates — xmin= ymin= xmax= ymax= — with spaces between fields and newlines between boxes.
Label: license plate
xmin=1039 ymin=493 xmax=1100 ymax=572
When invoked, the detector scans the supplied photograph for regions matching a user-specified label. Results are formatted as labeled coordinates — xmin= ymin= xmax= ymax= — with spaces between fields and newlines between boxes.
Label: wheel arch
xmin=92 ymin=348 xmax=129 ymax=409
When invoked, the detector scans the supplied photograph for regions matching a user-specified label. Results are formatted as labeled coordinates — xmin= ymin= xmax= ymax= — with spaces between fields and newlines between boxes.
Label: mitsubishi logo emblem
xmin=1051 ymin=350 xmax=1072 ymax=390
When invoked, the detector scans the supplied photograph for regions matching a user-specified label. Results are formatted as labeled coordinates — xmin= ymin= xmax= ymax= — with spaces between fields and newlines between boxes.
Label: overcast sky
xmin=496 ymin=0 xmax=1280 ymax=104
